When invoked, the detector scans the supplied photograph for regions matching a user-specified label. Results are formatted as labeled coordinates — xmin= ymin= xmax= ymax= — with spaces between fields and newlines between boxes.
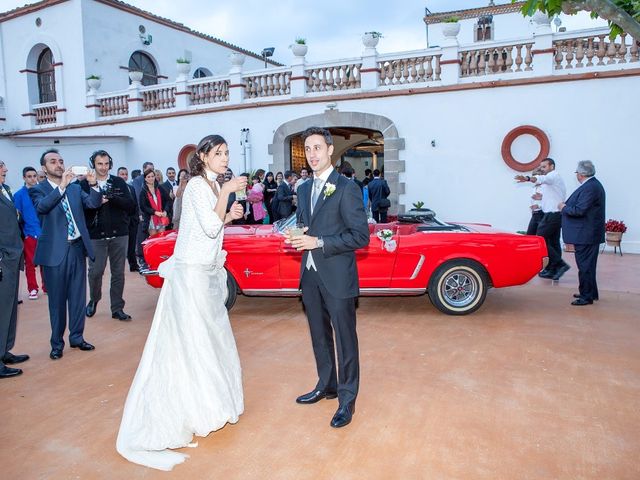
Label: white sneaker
xmin=29 ymin=290 xmax=38 ymax=300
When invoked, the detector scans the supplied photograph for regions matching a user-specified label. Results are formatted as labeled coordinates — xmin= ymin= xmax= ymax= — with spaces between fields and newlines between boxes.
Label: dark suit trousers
xmin=42 ymin=241 xmax=87 ymax=350
xmin=537 ymin=212 xmax=564 ymax=271
xmin=301 ymin=267 xmax=359 ymax=406
xmin=88 ymin=235 xmax=128 ymax=313
xmin=373 ymin=209 xmax=388 ymax=223
xmin=127 ymin=217 xmax=139 ymax=268
xmin=526 ymin=210 xmax=544 ymax=236
xmin=0 ymin=257 xmax=20 ymax=357
xmin=575 ymin=243 xmax=599 ymax=301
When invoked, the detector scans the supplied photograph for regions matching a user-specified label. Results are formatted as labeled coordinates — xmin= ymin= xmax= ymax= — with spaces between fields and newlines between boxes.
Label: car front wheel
xmin=225 ymin=270 xmax=238 ymax=311
xmin=428 ymin=260 xmax=488 ymax=315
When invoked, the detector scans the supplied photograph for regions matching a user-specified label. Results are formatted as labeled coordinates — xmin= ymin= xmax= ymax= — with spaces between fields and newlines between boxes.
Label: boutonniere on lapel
xmin=323 ymin=182 xmax=336 ymax=199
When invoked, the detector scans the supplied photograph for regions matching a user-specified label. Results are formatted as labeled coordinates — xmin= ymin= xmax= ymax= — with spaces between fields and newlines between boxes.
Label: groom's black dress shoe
xmin=86 ymin=301 xmax=97 ymax=318
xmin=70 ymin=341 xmax=95 ymax=351
xmin=330 ymin=402 xmax=355 ymax=428
xmin=571 ymin=298 xmax=593 ymax=306
xmin=2 ymin=352 xmax=30 ymax=364
xmin=49 ymin=349 xmax=63 ymax=360
xmin=112 ymin=310 xmax=132 ymax=321
xmin=0 ymin=365 xmax=23 ymax=378
xmin=574 ymin=294 xmax=598 ymax=301
xmin=296 ymin=389 xmax=338 ymax=404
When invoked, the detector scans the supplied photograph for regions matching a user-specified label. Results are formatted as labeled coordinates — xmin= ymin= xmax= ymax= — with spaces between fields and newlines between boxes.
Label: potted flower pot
xmin=605 ymin=231 xmax=623 ymax=246
xmin=290 ymin=43 xmax=308 ymax=57
xmin=129 ymin=70 xmax=144 ymax=83
xmin=362 ymin=32 xmax=381 ymax=49
xmin=87 ymin=77 xmax=101 ymax=91
xmin=176 ymin=61 xmax=191 ymax=76
xmin=229 ymin=52 xmax=246 ymax=67
xmin=442 ymin=22 xmax=461 ymax=39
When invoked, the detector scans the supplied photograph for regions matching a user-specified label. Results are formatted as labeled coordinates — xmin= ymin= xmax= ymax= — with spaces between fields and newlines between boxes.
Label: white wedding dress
xmin=116 ymin=174 xmax=243 ymax=471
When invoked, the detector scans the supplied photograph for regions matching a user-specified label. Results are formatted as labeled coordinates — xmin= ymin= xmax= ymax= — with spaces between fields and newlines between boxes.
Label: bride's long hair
xmin=190 ymin=135 xmax=227 ymax=179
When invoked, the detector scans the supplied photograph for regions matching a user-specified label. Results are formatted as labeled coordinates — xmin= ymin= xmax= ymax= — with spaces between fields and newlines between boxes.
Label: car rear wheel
xmin=428 ymin=260 xmax=488 ymax=315
xmin=225 ymin=270 xmax=238 ymax=311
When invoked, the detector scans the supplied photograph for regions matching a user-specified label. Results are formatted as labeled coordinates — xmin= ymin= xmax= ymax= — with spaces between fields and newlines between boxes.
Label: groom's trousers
xmin=301 ymin=268 xmax=359 ymax=406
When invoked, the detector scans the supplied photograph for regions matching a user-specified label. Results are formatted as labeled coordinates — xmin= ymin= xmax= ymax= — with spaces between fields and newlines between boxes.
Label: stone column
xmin=85 ymin=91 xmax=100 ymax=121
xmin=175 ymin=78 xmax=190 ymax=110
xmin=228 ymin=53 xmax=246 ymax=104
xmin=127 ymin=78 xmax=143 ymax=116
xmin=290 ymin=54 xmax=307 ymax=97
xmin=360 ymin=41 xmax=380 ymax=91
xmin=531 ymin=11 xmax=555 ymax=76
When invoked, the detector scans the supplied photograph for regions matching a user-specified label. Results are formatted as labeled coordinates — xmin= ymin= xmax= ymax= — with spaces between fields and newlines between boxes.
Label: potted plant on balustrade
xmin=362 ymin=31 xmax=383 ymax=48
xmin=290 ymin=37 xmax=308 ymax=57
xmin=86 ymin=74 xmax=101 ymax=91
xmin=176 ymin=57 xmax=191 ymax=76
xmin=605 ymin=219 xmax=627 ymax=246
xmin=442 ymin=16 xmax=461 ymax=38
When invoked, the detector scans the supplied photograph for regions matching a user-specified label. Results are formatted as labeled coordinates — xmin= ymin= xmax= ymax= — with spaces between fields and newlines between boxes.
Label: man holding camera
xmin=81 ymin=151 xmax=135 ymax=321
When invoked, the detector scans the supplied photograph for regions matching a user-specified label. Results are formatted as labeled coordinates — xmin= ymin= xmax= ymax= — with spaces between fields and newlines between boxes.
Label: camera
xmin=101 ymin=181 xmax=118 ymax=199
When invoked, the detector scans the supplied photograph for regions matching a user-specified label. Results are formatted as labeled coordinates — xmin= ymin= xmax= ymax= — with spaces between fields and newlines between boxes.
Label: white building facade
xmin=1 ymin=0 xmax=639 ymax=252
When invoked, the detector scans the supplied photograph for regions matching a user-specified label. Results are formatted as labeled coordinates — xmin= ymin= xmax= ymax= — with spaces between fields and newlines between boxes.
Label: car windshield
xmin=273 ymin=214 xmax=297 ymax=234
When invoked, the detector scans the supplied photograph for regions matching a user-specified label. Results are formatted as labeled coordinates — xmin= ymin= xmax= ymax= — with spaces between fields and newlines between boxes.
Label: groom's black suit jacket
xmin=296 ymin=169 xmax=369 ymax=298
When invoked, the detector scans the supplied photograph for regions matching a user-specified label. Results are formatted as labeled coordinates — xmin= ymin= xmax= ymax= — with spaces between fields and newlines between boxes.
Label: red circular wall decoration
xmin=501 ymin=125 xmax=550 ymax=172
xmin=177 ymin=144 xmax=196 ymax=171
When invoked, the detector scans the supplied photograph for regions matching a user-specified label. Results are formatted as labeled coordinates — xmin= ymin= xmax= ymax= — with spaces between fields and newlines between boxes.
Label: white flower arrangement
xmin=323 ymin=182 xmax=336 ymax=198
xmin=376 ymin=229 xmax=397 ymax=252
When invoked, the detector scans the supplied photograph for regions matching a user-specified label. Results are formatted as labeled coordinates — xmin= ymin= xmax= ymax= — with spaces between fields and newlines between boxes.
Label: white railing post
xmin=531 ymin=11 xmax=554 ymax=76
xmin=360 ymin=39 xmax=380 ymax=91
xmin=228 ymin=53 xmax=246 ymax=104
xmin=175 ymin=78 xmax=190 ymax=110
xmin=127 ymin=79 xmax=143 ymax=116
xmin=290 ymin=53 xmax=307 ymax=97
xmin=439 ymin=44 xmax=460 ymax=85
xmin=85 ymin=91 xmax=100 ymax=121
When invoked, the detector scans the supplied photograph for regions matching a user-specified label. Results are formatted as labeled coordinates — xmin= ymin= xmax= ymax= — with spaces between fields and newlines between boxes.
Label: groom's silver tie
xmin=311 ymin=178 xmax=323 ymax=212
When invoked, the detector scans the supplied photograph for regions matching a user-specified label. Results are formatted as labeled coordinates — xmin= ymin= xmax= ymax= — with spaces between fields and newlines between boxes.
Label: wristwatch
xmin=316 ymin=237 xmax=324 ymax=249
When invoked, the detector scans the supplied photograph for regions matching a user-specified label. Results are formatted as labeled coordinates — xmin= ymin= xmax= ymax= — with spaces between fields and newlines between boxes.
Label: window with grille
xmin=37 ymin=48 xmax=57 ymax=103
xmin=193 ymin=67 xmax=212 ymax=78
xmin=128 ymin=51 xmax=158 ymax=86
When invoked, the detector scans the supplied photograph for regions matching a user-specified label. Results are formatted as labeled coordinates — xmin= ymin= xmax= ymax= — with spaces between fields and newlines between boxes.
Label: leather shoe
xmin=552 ymin=263 xmax=571 ymax=281
xmin=571 ymin=298 xmax=593 ymax=306
xmin=70 ymin=341 xmax=95 ymax=351
xmin=86 ymin=301 xmax=98 ymax=318
xmin=538 ymin=269 xmax=555 ymax=279
xmin=129 ymin=265 xmax=139 ymax=272
xmin=2 ymin=352 xmax=30 ymax=364
xmin=296 ymin=389 xmax=338 ymax=404
xmin=573 ymin=294 xmax=598 ymax=301
xmin=112 ymin=310 xmax=132 ymax=321
xmin=330 ymin=402 xmax=355 ymax=428
xmin=0 ymin=365 xmax=23 ymax=378
xmin=49 ymin=349 xmax=63 ymax=360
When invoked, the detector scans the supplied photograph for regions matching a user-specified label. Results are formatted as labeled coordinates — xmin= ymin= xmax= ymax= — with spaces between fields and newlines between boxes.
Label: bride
xmin=116 ymin=135 xmax=247 ymax=471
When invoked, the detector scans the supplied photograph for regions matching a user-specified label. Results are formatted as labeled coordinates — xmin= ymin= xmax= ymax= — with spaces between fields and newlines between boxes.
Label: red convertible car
xmin=142 ymin=211 xmax=547 ymax=315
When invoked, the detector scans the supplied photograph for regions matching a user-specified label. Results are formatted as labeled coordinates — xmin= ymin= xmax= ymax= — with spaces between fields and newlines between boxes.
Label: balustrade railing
xmin=141 ymin=86 xmax=176 ymax=112
xmin=98 ymin=94 xmax=129 ymax=117
xmin=379 ymin=54 xmax=442 ymax=85
xmin=553 ymin=33 xmax=639 ymax=69
xmin=190 ymin=79 xmax=230 ymax=104
xmin=84 ymin=27 xmax=638 ymax=122
xmin=460 ymin=42 xmax=533 ymax=77
xmin=306 ymin=63 xmax=361 ymax=92
xmin=244 ymin=70 xmax=291 ymax=98
xmin=33 ymin=102 xmax=57 ymax=125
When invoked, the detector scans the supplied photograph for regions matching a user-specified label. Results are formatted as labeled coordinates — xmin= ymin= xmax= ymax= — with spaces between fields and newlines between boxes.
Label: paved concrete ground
xmin=1 ymin=251 xmax=639 ymax=479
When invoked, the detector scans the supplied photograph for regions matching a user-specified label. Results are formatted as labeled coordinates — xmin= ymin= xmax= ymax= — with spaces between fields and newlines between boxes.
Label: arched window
xmin=193 ymin=67 xmax=212 ymax=79
xmin=128 ymin=51 xmax=157 ymax=86
xmin=37 ymin=48 xmax=56 ymax=103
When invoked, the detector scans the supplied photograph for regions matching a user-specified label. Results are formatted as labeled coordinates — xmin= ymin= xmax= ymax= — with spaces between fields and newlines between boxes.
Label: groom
xmin=287 ymin=127 xmax=369 ymax=428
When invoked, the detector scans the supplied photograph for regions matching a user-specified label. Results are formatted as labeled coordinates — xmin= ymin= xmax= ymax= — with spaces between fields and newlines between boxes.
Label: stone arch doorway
xmin=269 ymin=110 xmax=405 ymax=212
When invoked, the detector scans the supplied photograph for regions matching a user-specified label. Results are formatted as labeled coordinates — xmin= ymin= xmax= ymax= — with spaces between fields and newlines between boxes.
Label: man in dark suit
xmin=29 ymin=149 xmax=102 ymax=359
xmin=367 ymin=169 xmax=391 ymax=223
xmin=559 ymin=160 xmax=606 ymax=306
xmin=117 ymin=167 xmax=140 ymax=272
xmin=0 ymin=160 xmax=30 ymax=378
xmin=287 ymin=127 xmax=369 ymax=428
xmin=276 ymin=170 xmax=296 ymax=220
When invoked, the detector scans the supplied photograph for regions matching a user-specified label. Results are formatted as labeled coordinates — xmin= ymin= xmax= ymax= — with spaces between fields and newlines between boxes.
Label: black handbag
xmin=378 ymin=198 xmax=391 ymax=209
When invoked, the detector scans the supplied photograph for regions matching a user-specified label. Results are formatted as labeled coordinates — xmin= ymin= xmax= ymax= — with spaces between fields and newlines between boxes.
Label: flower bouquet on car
xmin=376 ymin=228 xmax=397 ymax=252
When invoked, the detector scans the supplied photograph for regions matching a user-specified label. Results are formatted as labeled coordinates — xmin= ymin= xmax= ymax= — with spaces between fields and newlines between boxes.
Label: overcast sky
xmin=1 ymin=0 xmax=604 ymax=62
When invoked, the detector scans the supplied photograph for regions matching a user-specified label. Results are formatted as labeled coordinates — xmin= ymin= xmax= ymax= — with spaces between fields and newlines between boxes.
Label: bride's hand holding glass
xmin=226 ymin=201 xmax=244 ymax=222
xmin=222 ymin=176 xmax=248 ymax=195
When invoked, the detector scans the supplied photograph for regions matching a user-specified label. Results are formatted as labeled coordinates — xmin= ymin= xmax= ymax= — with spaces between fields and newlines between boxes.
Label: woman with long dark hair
xmin=263 ymin=171 xmax=277 ymax=223
xmin=139 ymin=168 xmax=172 ymax=236
xmin=117 ymin=135 xmax=247 ymax=471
